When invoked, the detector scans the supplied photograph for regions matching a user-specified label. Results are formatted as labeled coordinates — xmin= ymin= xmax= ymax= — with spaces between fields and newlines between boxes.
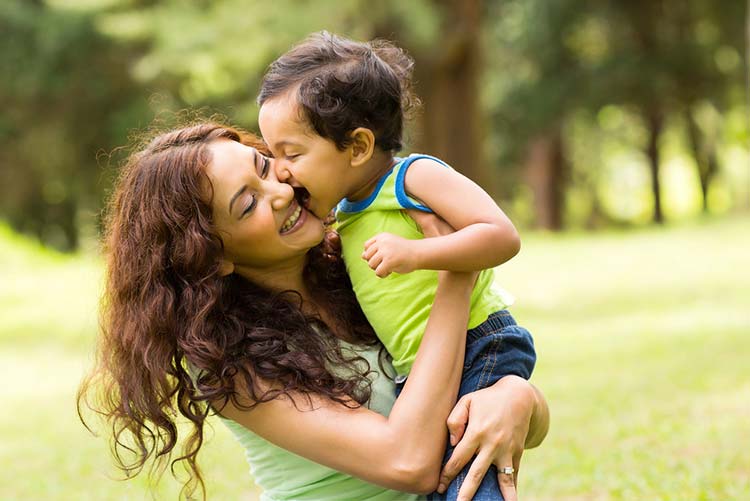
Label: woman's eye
xmin=241 ymin=196 xmax=257 ymax=217
xmin=260 ymin=156 xmax=270 ymax=178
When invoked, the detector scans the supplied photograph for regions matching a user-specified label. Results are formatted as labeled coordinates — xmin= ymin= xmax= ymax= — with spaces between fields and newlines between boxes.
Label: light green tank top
xmin=335 ymin=155 xmax=513 ymax=376
xmin=219 ymin=343 xmax=424 ymax=501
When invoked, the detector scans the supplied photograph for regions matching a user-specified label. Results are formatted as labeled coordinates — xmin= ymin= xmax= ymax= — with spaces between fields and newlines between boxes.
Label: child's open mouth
xmin=294 ymin=187 xmax=311 ymax=210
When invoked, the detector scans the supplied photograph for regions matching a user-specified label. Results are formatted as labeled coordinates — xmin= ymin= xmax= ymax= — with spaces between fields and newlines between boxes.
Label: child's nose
xmin=274 ymin=158 xmax=293 ymax=183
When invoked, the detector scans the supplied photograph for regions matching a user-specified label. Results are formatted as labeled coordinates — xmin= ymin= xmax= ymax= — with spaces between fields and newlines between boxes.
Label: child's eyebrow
xmin=273 ymin=140 xmax=301 ymax=149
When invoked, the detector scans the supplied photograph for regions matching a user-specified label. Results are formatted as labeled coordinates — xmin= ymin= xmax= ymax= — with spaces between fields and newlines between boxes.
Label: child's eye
xmin=285 ymin=154 xmax=300 ymax=161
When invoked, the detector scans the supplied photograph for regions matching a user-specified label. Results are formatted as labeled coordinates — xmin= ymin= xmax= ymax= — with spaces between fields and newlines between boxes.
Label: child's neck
xmin=346 ymin=151 xmax=396 ymax=202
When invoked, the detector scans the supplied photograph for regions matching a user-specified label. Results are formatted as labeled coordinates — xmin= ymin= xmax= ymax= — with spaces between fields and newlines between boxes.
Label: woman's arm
xmin=362 ymin=158 xmax=519 ymax=277
xmin=437 ymin=376 xmax=550 ymax=501
xmin=218 ymin=270 xmax=474 ymax=494
xmin=406 ymin=210 xmax=549 ymax=500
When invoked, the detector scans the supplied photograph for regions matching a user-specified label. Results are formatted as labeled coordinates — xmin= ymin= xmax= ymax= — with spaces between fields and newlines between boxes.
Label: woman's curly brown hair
xmin=77 ymin=122 xmax=380 ymax=499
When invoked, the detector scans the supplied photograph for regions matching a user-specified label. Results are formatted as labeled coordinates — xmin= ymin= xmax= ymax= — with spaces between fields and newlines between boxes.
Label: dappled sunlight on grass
xmin=1 ymin=216 xmax=748 ymax=499
xmin=499 ymin=217 xmax=750 ymax=499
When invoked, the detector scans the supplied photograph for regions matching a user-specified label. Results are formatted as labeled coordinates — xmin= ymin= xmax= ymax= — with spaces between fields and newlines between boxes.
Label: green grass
xmin=1 ymin=216 xmax=748 ymax=500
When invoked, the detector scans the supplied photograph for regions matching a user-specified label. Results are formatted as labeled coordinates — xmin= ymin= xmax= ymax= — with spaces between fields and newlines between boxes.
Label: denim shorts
xmin=395 ymin=310 xmax=536 ymax=501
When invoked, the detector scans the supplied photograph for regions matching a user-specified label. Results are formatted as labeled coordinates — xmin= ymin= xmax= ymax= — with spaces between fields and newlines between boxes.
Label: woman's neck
xmin=234 ymin=256 xmax=345 ymax=338
xmin=234 ymin=257 xmax=312 ymax=301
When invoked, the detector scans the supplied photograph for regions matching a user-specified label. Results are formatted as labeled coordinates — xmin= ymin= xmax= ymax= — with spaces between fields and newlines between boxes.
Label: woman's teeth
xmin=281 ymin=204 xmax=302 ymax=232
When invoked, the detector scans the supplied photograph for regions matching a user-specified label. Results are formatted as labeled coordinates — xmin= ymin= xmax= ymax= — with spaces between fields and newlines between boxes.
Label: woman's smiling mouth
xmin=280 ymin=202 xmax=304 ymax=234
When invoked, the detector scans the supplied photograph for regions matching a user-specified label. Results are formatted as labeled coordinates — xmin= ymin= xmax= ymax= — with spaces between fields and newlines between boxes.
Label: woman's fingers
xmin=497 ymin=458 xmax=518 ymax=501
xmin=496 ymin=453 xmax=519 ymax=501
xmin=456 ymin=451 xmax=493 ymax=501
xmin=513 ymin=449 xmax=523 ymax=488
xmin=437 ymin=434 xmax=477 ymax=492
xmin=446 ymin=394 xmax=471 ymax=446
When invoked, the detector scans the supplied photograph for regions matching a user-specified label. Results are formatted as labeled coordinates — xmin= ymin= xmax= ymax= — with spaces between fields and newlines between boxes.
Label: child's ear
xmin=349 ymin=128 xmax=376 ymax=167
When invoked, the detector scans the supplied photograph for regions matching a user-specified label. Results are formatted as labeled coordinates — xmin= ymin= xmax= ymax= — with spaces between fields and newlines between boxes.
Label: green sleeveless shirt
xmin=219 ymin=343 xmax=424 ymax=501
xmin=336 ymin=155 xmax=513 ymax=376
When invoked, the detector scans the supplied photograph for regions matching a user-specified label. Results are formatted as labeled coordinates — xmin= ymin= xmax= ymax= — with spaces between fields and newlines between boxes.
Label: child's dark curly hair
xmin=258 ymin=31 xmax=420 ymax=154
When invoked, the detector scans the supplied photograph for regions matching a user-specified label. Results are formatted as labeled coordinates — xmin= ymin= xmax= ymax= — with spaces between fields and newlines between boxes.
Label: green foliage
xmin=0 ymin=0 xmax=747 ymax=248
xmin=0 ymin=0 xmax=151 ymax=251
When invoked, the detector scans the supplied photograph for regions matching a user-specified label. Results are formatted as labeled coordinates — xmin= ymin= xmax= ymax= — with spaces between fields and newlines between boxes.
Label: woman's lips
xmin=279 ymin=201 xmax=305 ymax=235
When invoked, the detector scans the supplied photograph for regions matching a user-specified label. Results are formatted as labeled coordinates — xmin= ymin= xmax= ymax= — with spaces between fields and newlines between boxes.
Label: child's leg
xmin=429 ymin=310 xmax=536 ymax=501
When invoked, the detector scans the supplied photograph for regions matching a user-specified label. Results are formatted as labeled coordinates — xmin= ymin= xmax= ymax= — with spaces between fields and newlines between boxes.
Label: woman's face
xmin=204 ymin=139 xmax=324 ymax=275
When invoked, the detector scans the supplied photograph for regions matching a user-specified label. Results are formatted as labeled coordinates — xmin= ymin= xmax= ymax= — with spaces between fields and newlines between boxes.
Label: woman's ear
xmin=349 ymin=128 xmax=376 ymax=167
xmin=218 ymin=258 xmax=235 ymax=277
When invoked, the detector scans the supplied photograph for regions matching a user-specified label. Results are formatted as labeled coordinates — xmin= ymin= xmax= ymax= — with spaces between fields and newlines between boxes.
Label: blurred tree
xmin=2 ymin=0 xmax=745 ymax=249
xmin=605 ymin=0 xmax=744 ymax=220
xmin=484 ymin=0 xmax=594 ymax=229
xmin=376 ymin=0 xmax=487 ymax=187
xmin=0 ymin=0 xmax=150 ymax=250
xmin=486 ymin=0 xmax=746 ymax=226
xmin=96 ymin=0 xmax=502 ymax=186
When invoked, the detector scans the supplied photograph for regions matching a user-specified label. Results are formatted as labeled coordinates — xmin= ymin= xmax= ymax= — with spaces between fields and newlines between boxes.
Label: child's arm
xmin=363 ymin=158 xmax=519 ymax=277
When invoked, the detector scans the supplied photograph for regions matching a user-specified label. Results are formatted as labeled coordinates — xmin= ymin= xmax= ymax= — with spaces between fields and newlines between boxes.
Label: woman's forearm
xmin=221 ymin=272 xmax=474 ymax=494
xmin=382 ymin=271 xmax=474 ymax=488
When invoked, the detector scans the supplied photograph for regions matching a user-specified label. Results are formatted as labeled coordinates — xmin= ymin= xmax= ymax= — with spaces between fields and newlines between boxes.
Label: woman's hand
xmin=437 ymin=376 xmax=549 ymax=501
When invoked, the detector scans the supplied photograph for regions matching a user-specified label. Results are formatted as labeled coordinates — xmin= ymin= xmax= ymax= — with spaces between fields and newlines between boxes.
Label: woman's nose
xmin=268 ymin=178 xmax=295 ymax=211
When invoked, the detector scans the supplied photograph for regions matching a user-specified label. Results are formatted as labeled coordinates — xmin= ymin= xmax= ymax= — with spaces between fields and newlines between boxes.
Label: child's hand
xmin=362 ymin=232 xmax=419 ymax=278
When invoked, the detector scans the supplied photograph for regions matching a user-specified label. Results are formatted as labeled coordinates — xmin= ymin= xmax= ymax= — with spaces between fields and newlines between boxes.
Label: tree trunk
xmin=685 ymin=108 xmax=719 ymax=213
xmin=645 ymin=109 xmax=664 ymax=224
xmin=523 ymin=128 xmax=566 ymax=230
xmin=411 ymin=0 xmax=486 ymax=187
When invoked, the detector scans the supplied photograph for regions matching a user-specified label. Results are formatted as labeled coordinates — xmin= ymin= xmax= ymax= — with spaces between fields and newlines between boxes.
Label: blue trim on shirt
xmin=394 ymin=154 xmax=450 ymax=213
xmin=337 ymin=166 xmax=395 ymax=214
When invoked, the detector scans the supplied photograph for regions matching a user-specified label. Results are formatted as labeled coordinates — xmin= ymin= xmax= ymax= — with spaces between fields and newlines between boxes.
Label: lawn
xmin=1 ymin=216 xmax=748 ymax=500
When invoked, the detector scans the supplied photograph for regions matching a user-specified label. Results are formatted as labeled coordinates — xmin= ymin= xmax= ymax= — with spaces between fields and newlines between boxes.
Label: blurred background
xmin=1 ymin=0 xmax=748 ymax=499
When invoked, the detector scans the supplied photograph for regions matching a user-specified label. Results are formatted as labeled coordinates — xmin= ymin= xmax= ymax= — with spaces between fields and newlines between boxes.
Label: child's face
xmin=259 ymin=93 xmax=354 ymax=219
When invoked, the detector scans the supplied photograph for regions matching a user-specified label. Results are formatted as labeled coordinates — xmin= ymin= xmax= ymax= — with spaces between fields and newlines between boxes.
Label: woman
xmin=78 ymin=122 xmax=548 ymax=501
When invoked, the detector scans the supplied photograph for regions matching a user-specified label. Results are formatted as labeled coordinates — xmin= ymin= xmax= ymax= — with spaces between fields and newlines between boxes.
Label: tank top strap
xmin=394 ymin=154 xmax=451 ymax=212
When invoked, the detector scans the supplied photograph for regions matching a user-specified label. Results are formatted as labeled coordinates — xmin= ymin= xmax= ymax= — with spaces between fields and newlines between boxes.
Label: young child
xmin=258 ymin=32 xmax=536 ymax=500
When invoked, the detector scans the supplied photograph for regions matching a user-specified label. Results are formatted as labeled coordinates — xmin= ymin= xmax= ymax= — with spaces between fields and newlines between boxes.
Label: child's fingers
xmin=374 ymin=261 xmax=392 ymax=278
xmin=367 ymin=253 xmax=383 ymax=271
xmin=362 ymin=244 xmax=378 ymax=261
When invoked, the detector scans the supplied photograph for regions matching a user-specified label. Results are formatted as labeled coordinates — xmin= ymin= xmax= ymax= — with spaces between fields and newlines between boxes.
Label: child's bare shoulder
xmin=403 ymin=156 xmax=457 ymax=192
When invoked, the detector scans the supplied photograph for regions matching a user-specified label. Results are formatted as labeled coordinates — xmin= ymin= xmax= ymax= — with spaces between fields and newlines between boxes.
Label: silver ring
xmin=500 ymin=466 xmax=514 ymax=475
